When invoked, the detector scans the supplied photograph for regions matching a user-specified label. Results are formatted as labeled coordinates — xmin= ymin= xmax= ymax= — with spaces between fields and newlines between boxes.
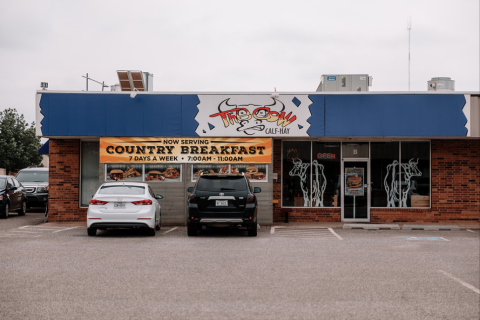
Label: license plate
xmin=216 ymin=200 xmax=228 ymax=206
xmin=114 ymin=202 xmax=125 ymax=209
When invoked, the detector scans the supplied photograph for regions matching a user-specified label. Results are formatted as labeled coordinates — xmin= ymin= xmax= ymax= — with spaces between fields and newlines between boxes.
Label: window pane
xmin=371 ymin=142 xmax=399 ymax=207
xmin=282 ymin=141 xmax=311 ymax=207
xmin=99 ymin=186 xmax=145 ymax=195
xmin=401 ymin=142 xmax=430 ymax=207
xmin=81 ymin=142 xmax=100 ymax=207
xmin=311 ymin=142 xmax=341 ymax=207
xmin=16 ymin=171 xmax=49 ymax=182
xmin=342 ymin=142 xmax=369 ymax=158
xmin=196 ymin=176 xmax=247 ymax=192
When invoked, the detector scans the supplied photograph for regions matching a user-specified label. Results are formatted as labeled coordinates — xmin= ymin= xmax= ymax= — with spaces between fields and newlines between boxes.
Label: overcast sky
xmin=1 ymin=0 xmax=478 ymax=125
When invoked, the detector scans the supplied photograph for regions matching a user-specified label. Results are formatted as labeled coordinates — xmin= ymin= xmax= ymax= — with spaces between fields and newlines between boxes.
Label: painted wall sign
xmin=194 ymin=95 xmax=312 ymax=137
xmin=100 ymin=137 xmax=272 ymax=164
xmin=345 ymin=167 xmax=364 ymax=196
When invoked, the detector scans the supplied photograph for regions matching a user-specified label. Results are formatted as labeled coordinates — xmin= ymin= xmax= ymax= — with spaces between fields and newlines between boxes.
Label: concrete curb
xmin=402 ymin=224 xmax=460 ymax=231
xmin=343 ymin=224 xmax=400 ymax=230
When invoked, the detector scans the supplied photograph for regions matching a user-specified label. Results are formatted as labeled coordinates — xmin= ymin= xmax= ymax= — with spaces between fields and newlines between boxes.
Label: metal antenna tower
xmin=407 ymin=16 xmax=411 ymax=91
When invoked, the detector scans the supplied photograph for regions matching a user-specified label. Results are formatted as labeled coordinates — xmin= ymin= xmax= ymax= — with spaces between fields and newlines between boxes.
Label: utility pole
xmin=407 ymin=17 xmax=411 ymax=91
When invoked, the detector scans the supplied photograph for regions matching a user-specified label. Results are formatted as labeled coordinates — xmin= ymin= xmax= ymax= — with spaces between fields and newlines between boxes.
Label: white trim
xmin=36 ymin=90 xmax=480 ymax=95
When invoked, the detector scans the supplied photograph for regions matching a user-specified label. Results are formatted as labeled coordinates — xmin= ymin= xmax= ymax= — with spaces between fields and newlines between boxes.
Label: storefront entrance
xmin=342 ymin=160 xmax=370 ymax=222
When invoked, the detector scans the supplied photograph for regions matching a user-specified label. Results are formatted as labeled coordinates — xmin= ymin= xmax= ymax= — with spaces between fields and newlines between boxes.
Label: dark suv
xmin=15 ymin=167 xmax=48 ymax=208
xmin=187 ymin=174 xmax=261 ymax=237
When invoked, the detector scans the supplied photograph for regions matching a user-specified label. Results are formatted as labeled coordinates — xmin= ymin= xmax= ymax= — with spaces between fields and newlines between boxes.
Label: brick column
xmin=48 ymin=139 xmax=87 ymax=222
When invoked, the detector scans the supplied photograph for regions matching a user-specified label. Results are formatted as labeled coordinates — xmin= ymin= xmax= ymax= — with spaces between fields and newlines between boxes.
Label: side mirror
xmin=10 ymin=186 xmax=17 ymax=190
xmin=187 ymin=187 xmax=194 ymax=193
xmin=155 ymin=194 xmax=163 ymax=200
xmin=254 ymin=187 xmax=261 ymax=193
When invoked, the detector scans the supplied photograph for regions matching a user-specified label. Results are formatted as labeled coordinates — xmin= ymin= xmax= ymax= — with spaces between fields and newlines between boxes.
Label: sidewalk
xmin=271 ymin=221 xmax=480 ymax=230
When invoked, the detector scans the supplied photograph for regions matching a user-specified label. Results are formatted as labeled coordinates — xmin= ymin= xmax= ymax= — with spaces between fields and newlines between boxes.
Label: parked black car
xmin=15 ymin=167 xmax=48 ymax=208
xmin=0 ymin=175 xmax=27 ymax=219
xmin=187 ymin=174 xmax=261 ymax=237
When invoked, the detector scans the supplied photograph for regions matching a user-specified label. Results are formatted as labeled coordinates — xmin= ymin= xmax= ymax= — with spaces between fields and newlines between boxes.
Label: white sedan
xmin=87 ymin=182 xmax=163 ymax=237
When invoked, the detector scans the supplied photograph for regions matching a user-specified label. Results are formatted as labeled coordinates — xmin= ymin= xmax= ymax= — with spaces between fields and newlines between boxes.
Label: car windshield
xmin=16 ymin=171 xmax=49 ymax=183
xmin=98 ymin=185 xmax=145 ymax=195
xmin=0 ymin=178 xmax=6 ymax=189
xmin=196 ymin=176 xmax=247 ymax=192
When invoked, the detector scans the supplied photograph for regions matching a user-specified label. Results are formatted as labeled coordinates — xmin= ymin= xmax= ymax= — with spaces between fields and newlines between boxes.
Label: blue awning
xmin=38 ymin=140 xmax=49 ymax=155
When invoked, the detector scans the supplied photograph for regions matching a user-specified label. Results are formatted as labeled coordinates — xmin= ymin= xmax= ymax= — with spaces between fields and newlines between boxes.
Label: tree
xmin=0 ymin=108 xmax=43 ymax=173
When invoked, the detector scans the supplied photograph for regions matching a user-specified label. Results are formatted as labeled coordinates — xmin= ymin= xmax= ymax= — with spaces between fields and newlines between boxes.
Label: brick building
xmin=37 ymin=91 xmax=480 ymax=224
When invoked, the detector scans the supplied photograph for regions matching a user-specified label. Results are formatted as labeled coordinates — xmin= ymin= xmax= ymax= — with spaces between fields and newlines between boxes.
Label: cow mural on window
xmin=287 ymin=149 xmax=310 ymax=207
xmin=384 ymin=158 xmax=422 ymax=207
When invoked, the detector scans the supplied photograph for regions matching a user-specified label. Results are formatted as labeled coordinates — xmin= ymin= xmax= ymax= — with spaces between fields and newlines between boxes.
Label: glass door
xmin=342 ymin=160 xmax=370 ymax=221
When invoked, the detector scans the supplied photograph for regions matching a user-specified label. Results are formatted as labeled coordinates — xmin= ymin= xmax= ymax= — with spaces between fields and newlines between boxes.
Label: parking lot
xmin=0 ymin=212 xmax=479 ymax=320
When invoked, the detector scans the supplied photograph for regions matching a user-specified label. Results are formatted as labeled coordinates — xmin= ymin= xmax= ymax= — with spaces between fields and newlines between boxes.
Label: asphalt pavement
xmin=0 ymin=216 xmax=479 ymax=320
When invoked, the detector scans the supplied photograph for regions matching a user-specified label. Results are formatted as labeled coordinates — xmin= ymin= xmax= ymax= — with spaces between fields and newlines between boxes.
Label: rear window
xmin=16 ymin=171 xmax=49 ymax=183
xmin=196 ymin=176 xmax=247 ymax=192
xmin=0 ymin=178 xmax=6 ymax=188
xmin=98 ymin=185 xmax=145 ymax=195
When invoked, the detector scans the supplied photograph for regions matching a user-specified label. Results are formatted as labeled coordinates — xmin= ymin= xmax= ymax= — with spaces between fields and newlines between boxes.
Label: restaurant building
xmin=36 ymin=90 xmax=480 ymax=225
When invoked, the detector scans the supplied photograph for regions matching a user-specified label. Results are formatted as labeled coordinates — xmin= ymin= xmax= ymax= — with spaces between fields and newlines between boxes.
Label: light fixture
xmin=130 ymin=88 xmax=140 ymax=99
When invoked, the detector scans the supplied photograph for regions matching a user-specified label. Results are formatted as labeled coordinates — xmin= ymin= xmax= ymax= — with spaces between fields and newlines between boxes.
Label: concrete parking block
xmin=402 ymin=224 xmax=460 ymax=231
xmin=342 ymin=224 xmax=400 ymax=230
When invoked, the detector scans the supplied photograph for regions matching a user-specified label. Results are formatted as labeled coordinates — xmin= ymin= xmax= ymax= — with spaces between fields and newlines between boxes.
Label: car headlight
xmin=37 ymin=186 xmax=48 ymax=193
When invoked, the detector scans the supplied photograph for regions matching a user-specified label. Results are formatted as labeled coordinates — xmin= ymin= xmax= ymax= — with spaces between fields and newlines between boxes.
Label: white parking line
xmin=466 ymin=229 xmax=478 ymax=234
xmin=163 ymin=227 xmax=178 ymax=234
xmin=439 ymin=270 xmax=480 ymax=294
xmin=328 ymin=228 xmax=343 ymax=240
xmin=10 ymin=230 xmax=43 ymax=234
xmin=53 ymin=227 xmax=79 ymax=233
xmin=19 ymin=225 xmax=66 ymax=229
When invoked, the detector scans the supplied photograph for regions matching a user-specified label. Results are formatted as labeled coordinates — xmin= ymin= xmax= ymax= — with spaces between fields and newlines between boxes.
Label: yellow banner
xmin=100 ymin=137 xmax=272 ymax=164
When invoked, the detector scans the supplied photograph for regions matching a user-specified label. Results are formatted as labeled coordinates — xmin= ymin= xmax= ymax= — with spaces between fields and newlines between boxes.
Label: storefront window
xmin=311 ymin=142 xmax=341 ymax=207
xmin=282 ymin=141 xmax=311 ymax=207
xmin=371 ymin=142 xmax=400 ymax=207
xmin=401 ymin=142 xmax=430 ymax=207
xmin=81 ymin=141 xmax=99 ymax=207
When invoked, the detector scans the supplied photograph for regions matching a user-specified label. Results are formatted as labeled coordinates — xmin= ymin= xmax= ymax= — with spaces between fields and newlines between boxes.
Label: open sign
xmin=317 ymin=153 xmax=336 ymax=159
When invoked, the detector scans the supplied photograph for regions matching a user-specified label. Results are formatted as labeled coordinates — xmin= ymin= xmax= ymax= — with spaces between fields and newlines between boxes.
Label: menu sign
xmin=345 ymin=168 xmax=364 ymax=196
xmin=100 ymin=137 xmax=272 ymax=164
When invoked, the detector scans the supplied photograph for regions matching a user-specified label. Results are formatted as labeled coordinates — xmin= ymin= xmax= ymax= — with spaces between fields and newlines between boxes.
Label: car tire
xmin=18 ymin=201 xmax=26 ymax=216
xmin=187 ymin=225 xmax=197 ymax=236
xmin=1 ymin=203 xmax=9 ymax=219
xmin=155 ymin=222 xmax=160 ymax=231
xmin=147 ymin=227 xmax=156 ymax=237
xmin=87 ymin=228 xmax=97 ymax=236
xmin=248 ymin=224 xmax=257 ymax=237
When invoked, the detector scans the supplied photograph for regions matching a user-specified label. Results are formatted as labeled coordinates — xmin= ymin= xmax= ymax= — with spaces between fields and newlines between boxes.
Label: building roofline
xmin=36 ymin=90 xmax=480 ymax=95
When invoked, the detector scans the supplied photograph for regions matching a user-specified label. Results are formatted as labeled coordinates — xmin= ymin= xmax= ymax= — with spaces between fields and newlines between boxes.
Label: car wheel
xmin=18 ymin=201 xmax=26 ymax=216
xmin=187 ymin=224 xmax=197 ymax=236
xmin=87 ymin=228 xmax=97 ymax=236
xmin=248 ymin=223 xmax=258 ymax=237
xmin=1 ymin=203 xmax=9 ymax=219
xmin=147 ymin=227 xmax=156 ymax=236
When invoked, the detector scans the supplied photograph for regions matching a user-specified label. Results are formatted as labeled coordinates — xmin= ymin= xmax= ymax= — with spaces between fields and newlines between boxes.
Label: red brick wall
xmin=273 ymin=139 xmax=479 ymax=223
xmin=49 ymin=139 xmax=87 ymax=222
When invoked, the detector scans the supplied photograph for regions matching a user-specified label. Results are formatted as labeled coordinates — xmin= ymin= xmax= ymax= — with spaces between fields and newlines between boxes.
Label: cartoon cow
xmin=210 ymin=98 xmax=295 ymax=135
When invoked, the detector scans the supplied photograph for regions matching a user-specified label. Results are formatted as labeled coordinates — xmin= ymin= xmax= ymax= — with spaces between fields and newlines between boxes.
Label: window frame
xmin=281 ymin=140 xmax=431 ymax=209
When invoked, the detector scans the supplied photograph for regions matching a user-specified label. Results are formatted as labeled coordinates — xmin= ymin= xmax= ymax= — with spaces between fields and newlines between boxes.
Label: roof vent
xmin=427 ymin=77 xmax=455 ymax=91
xmin=316 ymin=74 xmax=372 ymax=92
